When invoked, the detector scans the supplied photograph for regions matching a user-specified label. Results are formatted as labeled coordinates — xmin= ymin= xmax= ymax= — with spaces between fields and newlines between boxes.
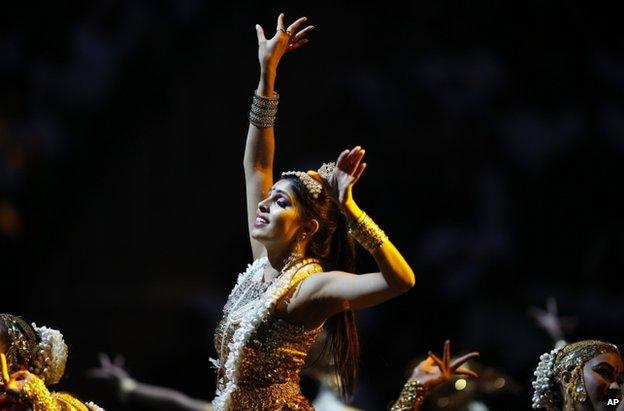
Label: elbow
xmin=401 ymin=269 xmax=416 ymax=292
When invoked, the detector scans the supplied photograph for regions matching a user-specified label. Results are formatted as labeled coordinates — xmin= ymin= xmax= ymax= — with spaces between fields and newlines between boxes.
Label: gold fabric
xmin=5 ymin=372 xmax=98 ymax=410
xmin=214 ymin=261 xmax=324 ymax=410
xmin=390 ymin=379 xmax=429 ymax=411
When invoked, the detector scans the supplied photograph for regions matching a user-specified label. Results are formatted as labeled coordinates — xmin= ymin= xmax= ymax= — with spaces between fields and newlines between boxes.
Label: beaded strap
xmin=347 ymin=211 xmax=388 ymax=253
xmin=249 ymin=91 xmax=279 ymax=128
xmin=391 ymin=379 xmax=429 ymax=411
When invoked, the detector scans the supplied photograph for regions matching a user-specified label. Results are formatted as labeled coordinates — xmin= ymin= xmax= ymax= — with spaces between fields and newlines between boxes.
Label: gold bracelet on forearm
xmin=347 ymin=211 xmax=388 ymax=253
xmin=249 ymin=91 xmax=279 ymax=128
xmin=390 ymin=379 xmax=429 ymax=411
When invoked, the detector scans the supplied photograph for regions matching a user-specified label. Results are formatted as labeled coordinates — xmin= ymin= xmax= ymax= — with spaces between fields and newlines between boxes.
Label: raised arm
xmin=244 ymin=14 xmax=314 ymax=260
xmin=293 ymin=148 xmax=416 ymax=318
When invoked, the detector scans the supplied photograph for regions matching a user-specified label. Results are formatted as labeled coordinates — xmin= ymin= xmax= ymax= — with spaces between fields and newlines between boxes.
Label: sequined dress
xmin=213 ymin=257 xmax=324 ymax=411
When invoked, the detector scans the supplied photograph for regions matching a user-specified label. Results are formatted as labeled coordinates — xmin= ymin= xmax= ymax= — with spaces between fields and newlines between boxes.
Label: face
xmin=252 ymin=179 xmax=305 ymax=250
xmin=582 ymin=352 xmax=623 ymax=411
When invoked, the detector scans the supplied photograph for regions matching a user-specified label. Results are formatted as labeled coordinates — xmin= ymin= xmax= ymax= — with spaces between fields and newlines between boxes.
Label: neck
xmin=265 ymin=244 xmax=302 ymax=274
xmin=265 ymin=238 xmax=305 ymax=272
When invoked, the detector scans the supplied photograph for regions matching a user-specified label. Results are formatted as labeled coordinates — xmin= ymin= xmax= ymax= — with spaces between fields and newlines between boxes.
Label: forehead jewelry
xmin=281 ymin=162 xmax=336 ymax=199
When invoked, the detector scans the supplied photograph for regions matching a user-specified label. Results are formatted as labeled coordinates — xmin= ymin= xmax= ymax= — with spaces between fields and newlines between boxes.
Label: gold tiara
xmin=282 ymin=162 xmax=336 ymax=199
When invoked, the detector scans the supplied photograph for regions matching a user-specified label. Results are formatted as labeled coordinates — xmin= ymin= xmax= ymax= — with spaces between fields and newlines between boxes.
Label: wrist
xmin=257 ymin=74 xmax=276 ymax=97
xmin=119 ymin=377 xmax=137 ymax=402
xmin=341 ymin=200 xmax=362 ymax=220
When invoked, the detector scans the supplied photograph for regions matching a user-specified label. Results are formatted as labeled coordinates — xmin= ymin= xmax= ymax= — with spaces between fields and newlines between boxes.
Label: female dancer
xmin=0 ymin=314 xmax=102 ymax=410
xmin=212 ymin=12 xmax=416 ymax=410
xmin=531 ymin=340 xmax=622 ymax=411
xmin=0 ymin=313 xmax=67 ymax=386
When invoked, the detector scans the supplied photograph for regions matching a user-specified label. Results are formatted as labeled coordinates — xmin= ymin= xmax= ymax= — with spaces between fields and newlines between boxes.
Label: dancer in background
xmin=0 ymin=314 xmax=102 ymax=410
xmin=531 ymin=340 xmax=622 ymax=411
xmin=0 ymin=314 xmax=67 ymax=387
xmin=390 ymin=340 xmax=479 ymax=411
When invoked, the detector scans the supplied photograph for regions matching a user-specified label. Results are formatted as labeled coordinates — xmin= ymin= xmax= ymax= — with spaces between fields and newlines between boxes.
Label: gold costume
xmin=213 ymin=257 xmax=324 ymax=410
xmin=0 ymin=367 xmax=103 ymax=410
xmin=390 ymin=379 xmax=429 ymax=411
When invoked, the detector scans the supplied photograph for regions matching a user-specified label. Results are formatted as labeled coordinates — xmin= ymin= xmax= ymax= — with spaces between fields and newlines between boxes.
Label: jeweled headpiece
xmin=531 ymin=340 xmax=619 ymax=410
xmin=0 ymin=314 xmax=68 ymax=385
xmin=281 ymin=162 xmax=336 ymax=199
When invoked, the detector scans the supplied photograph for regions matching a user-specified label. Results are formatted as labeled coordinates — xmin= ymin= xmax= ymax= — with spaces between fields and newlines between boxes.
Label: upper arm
xmin=294 ymin=271 xmax=412 ymax=315
xmin=245 ymin=168 xmax=272 ymax=260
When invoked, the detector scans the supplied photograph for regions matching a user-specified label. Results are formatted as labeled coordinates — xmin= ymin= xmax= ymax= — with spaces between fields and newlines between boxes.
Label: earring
xmin=568 ymin=361 xmax=587 ymax=403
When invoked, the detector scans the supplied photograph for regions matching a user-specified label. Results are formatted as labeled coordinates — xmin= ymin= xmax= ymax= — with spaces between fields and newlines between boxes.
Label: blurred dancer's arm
xmin=390 ymin=341 xmax=479 ymax=411
xmin=244 ymin=13 xmax=313 ymax=260
xmin=122 ymin=382 xmax=212 ymax=411
xmin=87 ymin=354 xmax=212 ymax=411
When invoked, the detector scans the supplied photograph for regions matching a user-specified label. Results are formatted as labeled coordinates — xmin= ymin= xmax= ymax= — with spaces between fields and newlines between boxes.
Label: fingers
xmin=98 ymin=353 xmax=112 ymax=367
xmin=428 ymin=352 xmax=445 ymax=371
xmin=287 ymin=38 xmax=309 ymax=52
xmin=353 ymin=162 xmax=366 ymax=183
xmin=450 ymin=352 xmax=480 ymax=369
xmin=444 ymin=340 xmax=451 ymax=368
xmin=338 ymin=146 xmax=365 ymax=175
xmin=287 ymin=16 xmax=308 ymax=34
xmin=547 ymin=297 xmax=558 ymax=315
xmin=276 ymin=13 xmax=286 ymax=31
xmin=455 ymin=367 xmax=479 ymax=379
xmin=335 ymin=149 xmax=351 ymax=170
xmin=291 ymin=25 xmax=315 ymax=42
xmin=255 ymin=24 xmax=266 ymax=43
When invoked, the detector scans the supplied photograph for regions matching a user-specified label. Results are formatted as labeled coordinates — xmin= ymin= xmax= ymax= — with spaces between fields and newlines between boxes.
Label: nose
xmin=258 ymin=199 xmax=269 ymax=213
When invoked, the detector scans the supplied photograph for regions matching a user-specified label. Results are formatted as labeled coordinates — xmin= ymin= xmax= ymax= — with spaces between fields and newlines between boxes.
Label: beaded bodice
xmin=213 ymin=257 xmax=324 ymax=411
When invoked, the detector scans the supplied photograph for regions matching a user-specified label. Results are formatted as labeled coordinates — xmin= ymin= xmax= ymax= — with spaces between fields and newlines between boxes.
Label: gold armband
xmin=347 ymin=211 xmax=388 ymax=253
xmin=390 ymin=379 xmax=429 ymax=411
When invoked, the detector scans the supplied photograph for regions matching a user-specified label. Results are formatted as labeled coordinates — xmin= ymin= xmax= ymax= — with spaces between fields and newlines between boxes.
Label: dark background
xmin=1 ymin=1 xmax=622 ymax=410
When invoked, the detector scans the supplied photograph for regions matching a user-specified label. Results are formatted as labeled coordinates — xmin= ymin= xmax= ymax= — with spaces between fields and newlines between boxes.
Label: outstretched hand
xmin=256 ymin=13 xmax=314 ymax=71
xmin=307 ymin=146 xmax=367 ymax=209
xmin=410 ymin=340 xmax=479 ymax=389
xmin=86 ymin=353 xmax=130 ymax=383
xmin=528 ymin=297 xmax=576 ymax=342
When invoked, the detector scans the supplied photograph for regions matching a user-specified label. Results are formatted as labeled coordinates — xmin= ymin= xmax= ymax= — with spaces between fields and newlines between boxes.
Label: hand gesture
xmin=86 ymin=353 xmax=130 ymax=384
xmin=308 ymin=146 xmax=367 ymax=209
xmin=528 ymin=297 xmax=576 ymax=342
xmin=410 ymin=340 xmax=479 ymax=389
xmin=256 ymin=13 xmax=314 ymax=71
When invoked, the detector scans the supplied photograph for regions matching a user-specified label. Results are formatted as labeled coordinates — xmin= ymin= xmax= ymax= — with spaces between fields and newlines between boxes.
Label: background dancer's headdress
xmin=531 ymin=340 xmax=619 ymax=410
xmin=0 ymin=314 xmax=68 ymax=384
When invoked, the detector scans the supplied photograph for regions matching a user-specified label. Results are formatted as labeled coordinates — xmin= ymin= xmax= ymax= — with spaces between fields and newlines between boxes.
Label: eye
xmin=594 ymin=367 xmax=612 ymax=379
xmin=276 ymin=198 xmax=288 ymax=208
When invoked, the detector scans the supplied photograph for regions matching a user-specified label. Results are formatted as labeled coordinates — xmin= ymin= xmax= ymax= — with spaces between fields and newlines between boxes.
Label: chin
xmin=250 ymin=229 xmax=268 ymax=242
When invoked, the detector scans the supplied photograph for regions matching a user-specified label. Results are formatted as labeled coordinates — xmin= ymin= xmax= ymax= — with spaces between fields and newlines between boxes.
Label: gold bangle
xmin=347 ymin=211 xmax=388 ymax=253
xmin=391 ymin=379 xmax=429 ymax=411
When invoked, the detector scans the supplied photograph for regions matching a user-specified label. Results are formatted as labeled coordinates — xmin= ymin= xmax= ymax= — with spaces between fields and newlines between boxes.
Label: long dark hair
xmin=282 ymin=175 xmax=360 ymax=400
